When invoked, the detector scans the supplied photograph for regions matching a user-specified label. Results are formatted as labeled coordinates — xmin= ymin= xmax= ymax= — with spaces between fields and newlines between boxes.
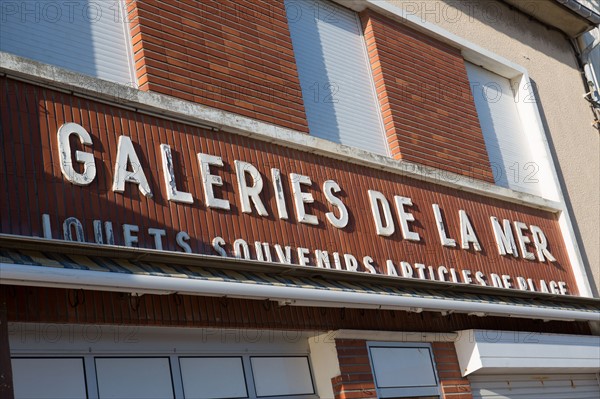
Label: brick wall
xmin=127 ymin=0 xmax=309 ymax=132
xmin=360 ymin=10 xmax=495 ymax=183
xmin=332 ymin=340 xmax=376 ymax=399
xmin=331 ymin=339 xmax=473 ymax=399
xmin=432 ymin=342 xmax=473 ymax=399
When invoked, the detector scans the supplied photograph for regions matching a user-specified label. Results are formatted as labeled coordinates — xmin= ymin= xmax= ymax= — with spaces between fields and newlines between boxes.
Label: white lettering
xmin=432 ymin=204 xmax=456 ymax=247
xmin=123 ymin=224 xmax=139 ymax=247
xmin=271 ymin=168 xmax=288 ymax=220
xmin=323 ymin=180 xmax=348 ymax=229
xmin=394 ymin=196 xmax=420 ymax=241
xmin=235 ymin=160 xmax=268 ymax=216
xmin=160 ymin=144 xmax=193 ymax=204
xmin=57 ymin=123 xmax=96 ymax=186
xmin=297 ymin=247 xmax=310 ymax=266
xmin=198 ymin=153 xmax=230 ymax=210
xmin=113 ymin=136 xmax=152 ymax=197
xmin=368 ymin=190 xmax=394 ymax=236
xmin=148 ymin=228 xmax=166 ymax=250
xmin=176 ymin=231 xmax=192 ymax=253
xmin=530 ymin=225 xmax=556 ymax=262
xmin=211 ymin=236 xmax=227 ymax=257
xmin=514 ymin=221 xmax=535 ymax=260
xmin=490 ymin=217 xmax=518 ymax=257
xmin=290 ymin=174 xmax=318 ymax=225
xmin=363 ymin=256 xmax=377 ymax=274
xmin=459 ymin=210 xmax=481 ymax=251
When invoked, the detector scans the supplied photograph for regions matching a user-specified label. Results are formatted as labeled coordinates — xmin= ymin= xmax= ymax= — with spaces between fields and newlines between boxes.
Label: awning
xmin=455 ymin=329 xmax=600 ymax=375
xmin=0 ymin=237 xmax=599 ymax=322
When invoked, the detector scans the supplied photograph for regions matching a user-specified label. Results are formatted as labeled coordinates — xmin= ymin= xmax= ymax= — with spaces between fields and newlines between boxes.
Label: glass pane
xmin=179 ymin=357 xmax=247 ymax=399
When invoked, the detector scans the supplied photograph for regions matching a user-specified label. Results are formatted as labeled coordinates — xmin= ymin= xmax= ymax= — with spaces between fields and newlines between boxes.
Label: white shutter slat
xmin=465 ymin=62 xmax=541 ymax=196
xmin=0 ymin=0 xmax=134 ymax=85
xmin=470 ymin=374 xmax=600 ymax=399
xmin=285 ymin=0 xmax=387 ymax=155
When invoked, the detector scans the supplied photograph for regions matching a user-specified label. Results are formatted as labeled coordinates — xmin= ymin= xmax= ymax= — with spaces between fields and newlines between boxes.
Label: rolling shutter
xmin=470 ymin=374 xmax=600 ymax=399
xmin=465 ymin=62 xmax=541 ymax=196
xmin=0 ymin=0 xmax=135 ymax=85
xmin=285 ymin=0 xmax=388 ymax=155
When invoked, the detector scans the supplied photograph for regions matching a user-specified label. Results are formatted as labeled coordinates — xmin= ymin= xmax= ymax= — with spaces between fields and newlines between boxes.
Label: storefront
xmin=0 ymin=72 xmax=598 ymax=398
xmin=1 ymin=0 xmax=599 ymax=398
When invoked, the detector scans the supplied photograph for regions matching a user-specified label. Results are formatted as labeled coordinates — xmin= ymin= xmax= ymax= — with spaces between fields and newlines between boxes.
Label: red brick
xmin=360 ymin=10 xmax=495 ymax=183
xmin=127 ymin=0 xmax=309 ymax=133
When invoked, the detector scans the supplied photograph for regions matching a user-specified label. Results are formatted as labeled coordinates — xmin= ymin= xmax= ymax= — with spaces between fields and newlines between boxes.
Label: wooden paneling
xmin=0 ymin=78 xmax=578 ymax=293
xmin=4 ymin=286 xmax=592 ymax=335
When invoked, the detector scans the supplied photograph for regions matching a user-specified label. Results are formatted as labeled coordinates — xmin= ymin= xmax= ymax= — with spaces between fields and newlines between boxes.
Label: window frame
xmin=366 ymin=342 xmax=441 ymax=399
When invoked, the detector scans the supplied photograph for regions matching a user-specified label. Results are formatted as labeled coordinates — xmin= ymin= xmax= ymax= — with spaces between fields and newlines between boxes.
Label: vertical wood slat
xmin=0 ymin=77 xmax=579 ymax=294
xmin=3 ymin=287 xmax=592 ymax=336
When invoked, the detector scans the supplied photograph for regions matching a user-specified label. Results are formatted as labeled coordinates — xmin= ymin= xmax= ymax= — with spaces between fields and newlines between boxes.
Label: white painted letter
xmin=394 ymin=196 xmax=420 ymax=241
xmin=530 ymin=225 xmax=556 ymax=262
xmin=160 ymin=144 xmax=193 ymax=204
xmin=63 ymin=217 xmax=84 ymax=242
xmin=290 ymin=173 xmax=318 ymax=225
xmin=212 ymin=236 xmax=227 ymax=257
xmin=177 ymin=231 xmax=192 ymax=253
xmin=271 ymin=168 xmax=288 ymax=220
xmin=514 ymin=221 xmax=535 ymax=260
xmin=235 ymin=160 xmax=268 ymax=216
xmin=148 ymin=228 xmax=166 ymax=250
xmin=459 ymin=210 xmax=481 ymax=251
xmin=323 ymin=180 xmax=348 ymax=229
xmin=368 ymin=190 xmax=395 ymax=236
xmin=123 ymin=224 xmax=139 ymax=247
xmin=57 ymin=123 xmax=96 ymax=185
xmin=198 ymin=153 xmax=230 ymax=210
xmin=432 ymin=204 xmax=456 ymax=247
xmin=490 ymin=217 xmax=518 ymax=257
xmin=113 ymin=136 xmax=152 ymax=197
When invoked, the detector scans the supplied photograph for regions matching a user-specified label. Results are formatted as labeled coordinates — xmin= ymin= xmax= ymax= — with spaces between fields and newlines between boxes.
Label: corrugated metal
xmin=0 ymin=77 xmax=579 ymax=294
xmin=470 ymin=374 xmax=600 ymax=399
xmin=0 ymin=0 xmax=134 ymax=85
xmin=285 ymin=0 xmax=387 ymax=155
xmin=465 ymin=63 xmax=541 ymax=196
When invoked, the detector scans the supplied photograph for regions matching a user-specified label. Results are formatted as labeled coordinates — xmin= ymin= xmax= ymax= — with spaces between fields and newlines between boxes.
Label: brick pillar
xmin=360 ymin=9 xmax=495 ymax=183
xmin=331 ymin=339 xmax=376 ymax=399
xmin=431 ymin=342 xmax=473 ymax=399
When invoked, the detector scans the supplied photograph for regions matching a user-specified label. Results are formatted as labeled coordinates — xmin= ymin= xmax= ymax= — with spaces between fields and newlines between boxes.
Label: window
xmin=285 ymin=0 xmax=388 ymax=155
xmin=0 ymin=0 xmax=135 ymax=85
xmin=465 ymin=62 xmax=542 ymax=196
xmin=11 ymin=358 xmax=87 ymax=399
xmin=367 ymin=343 xmax=440 ymax=398
xmin=250 ymin=356 xmax=315 ymax=397
xmin=95 ymin=357 xmax=175 ymax=399
xmin=179 ymin=357 xmax=248 ymax=399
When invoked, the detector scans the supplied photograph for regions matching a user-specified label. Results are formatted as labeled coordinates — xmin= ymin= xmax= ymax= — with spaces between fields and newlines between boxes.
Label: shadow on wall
xmin=529 ymin=78 xmax=599 ymax=297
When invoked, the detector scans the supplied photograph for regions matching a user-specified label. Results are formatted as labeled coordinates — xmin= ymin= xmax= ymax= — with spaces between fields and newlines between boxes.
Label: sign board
xmin=0 ymin=78 xmax=578 ymax=295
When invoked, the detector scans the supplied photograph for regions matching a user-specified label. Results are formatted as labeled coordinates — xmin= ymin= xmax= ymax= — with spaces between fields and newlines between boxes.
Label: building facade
xmin=0 ymin=1 xmax=599 ymax=399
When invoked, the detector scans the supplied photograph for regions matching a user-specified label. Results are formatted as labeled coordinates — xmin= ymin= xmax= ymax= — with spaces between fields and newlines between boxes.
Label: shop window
xmin=95 ymin=357 xmax=175 ymax=399
xmin=250 ymin=356 xmax=315 ymax=397
xmin=179 ymin=357 xmax=248 ymax=399
xmin=11 ymin=357 xmax=87 ymax=399
xmin=285 ymin=0 xmax=388 ymax=155
xmin=0 ymin=0 xmax=135 ymax=85
xmin=465 ymin=62 xmax=542 ymax=196
xmin=368 ymin=342 xmax=440 ymax=398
